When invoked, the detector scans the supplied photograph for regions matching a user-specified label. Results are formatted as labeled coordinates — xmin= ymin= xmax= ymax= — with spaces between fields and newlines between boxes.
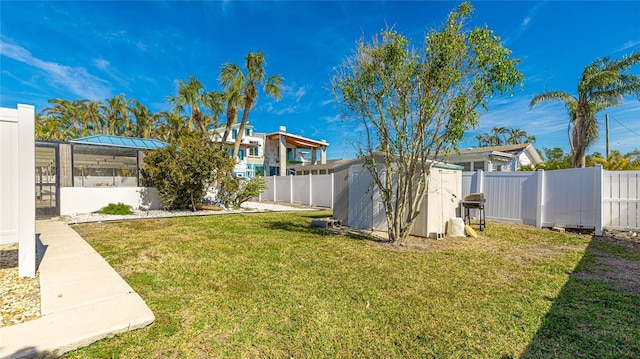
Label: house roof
xmin=334 ymin=152 xmax=464 ymax=172
xmin=265 ymin=131 xmax=328 ymax=149
xmin=71 ymin=135 xmax=168 ymax=150
xmin=452 ymin=143 xmax=530 ymax=155
xmin=445 ymin=143 xmax=543 ymax=165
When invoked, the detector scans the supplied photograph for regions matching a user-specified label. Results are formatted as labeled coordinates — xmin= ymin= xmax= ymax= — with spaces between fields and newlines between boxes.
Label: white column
xmin=320 ymin=146 xmax=327 ymax=164
xmin=279 ymin=134 xmax=286 ymax=176
xmin=595 ymin=164 xmax=603 ymax=236
xmin=535 ymin=169 xmax=545 ymax=229
xmin=311 ymin=148 xmax=317 ymax=165
xmin=308 ymin=174 xmax=313 ymax=206
xmin=18 ymin=104 xmax=36 ymax=278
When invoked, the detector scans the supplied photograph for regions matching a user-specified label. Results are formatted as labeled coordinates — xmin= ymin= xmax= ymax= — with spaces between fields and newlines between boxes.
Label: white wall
xmin=0 ymin=104 xmax=36 ymax=277
xmin=60 ymin=187 xmax=163 ymax=215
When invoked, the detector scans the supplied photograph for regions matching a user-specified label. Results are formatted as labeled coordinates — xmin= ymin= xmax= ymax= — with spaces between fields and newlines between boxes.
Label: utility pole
xmin=606 ymin=114 xmax=610 ymax=159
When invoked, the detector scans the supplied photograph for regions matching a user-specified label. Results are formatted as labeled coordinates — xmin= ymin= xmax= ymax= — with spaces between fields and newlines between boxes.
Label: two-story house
xmin=210 ymin=124 xmax=329 ymax=177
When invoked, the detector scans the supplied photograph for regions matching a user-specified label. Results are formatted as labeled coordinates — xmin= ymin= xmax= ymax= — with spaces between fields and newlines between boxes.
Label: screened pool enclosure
xmin=35 ymin=135 xmax=167 ymax=218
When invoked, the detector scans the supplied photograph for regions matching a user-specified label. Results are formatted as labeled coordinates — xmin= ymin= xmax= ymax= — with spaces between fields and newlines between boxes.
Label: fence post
xmin=476 ymin=170 xmax=484 ymax=193
xmin=595 ymin=165 xmax=603 ymax=236
xmin=17 ymin=104 xmax=36 ymax=278
xmin=535 ymin=169 xmax=545 ymax=229
xmin=273 ymin=176 xmax=277 ymax=202
xmin=330 ymin=173 xmax=335 ymax=209
xmin=289 ymin=175 xmax=293 ymax=204
xmin=309 ymin=174 xmax=313 ymax=206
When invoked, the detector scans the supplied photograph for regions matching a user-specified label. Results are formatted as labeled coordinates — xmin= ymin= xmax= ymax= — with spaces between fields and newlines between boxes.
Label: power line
xmin=607 ymin=115 xmax=640 ymax=138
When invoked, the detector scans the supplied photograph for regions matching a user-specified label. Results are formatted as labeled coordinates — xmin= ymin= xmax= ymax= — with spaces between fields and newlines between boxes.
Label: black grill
xmin=461 ymin=193 xmax=486 ymax=231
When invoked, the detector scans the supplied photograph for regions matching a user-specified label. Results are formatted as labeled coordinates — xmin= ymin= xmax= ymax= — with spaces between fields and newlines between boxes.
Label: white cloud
xmin=93 ymin=58 xmax=110 ymax=71
xmin=319 ymin=98 xmax=335 ymax=106
xmin=617 ymin=40 xmax=640 ymax=53
xmin=1 ymin=39 xmax=111 ymax=100
xmin=504 ymin=1 xmax=547 ymax=45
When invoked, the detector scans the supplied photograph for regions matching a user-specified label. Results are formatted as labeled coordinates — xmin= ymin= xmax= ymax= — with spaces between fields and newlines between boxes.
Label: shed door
xmin=348 ymin=165 xmax=373 ymax=229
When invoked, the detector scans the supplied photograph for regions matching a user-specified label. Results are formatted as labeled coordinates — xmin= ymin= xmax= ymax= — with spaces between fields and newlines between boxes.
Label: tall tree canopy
xmin=332 ymin=2 xmax=522 ymax=245
xmin=530 ymin=52 xmax=640 ymax=168
xmin=220 ymin=52 xmax=283 ymax=159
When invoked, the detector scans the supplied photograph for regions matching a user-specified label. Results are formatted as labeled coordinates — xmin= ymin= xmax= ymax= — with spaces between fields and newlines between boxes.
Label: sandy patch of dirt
xmin=0 ymin=244 xmax=41 ymax=327
xmin=571 ymin=231 xmax=640 ymax=296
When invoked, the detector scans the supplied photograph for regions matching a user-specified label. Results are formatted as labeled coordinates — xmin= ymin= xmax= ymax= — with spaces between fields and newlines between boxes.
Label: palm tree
xmin=490 ymin=126 xmax=508 ymax=146
xmin=530 ymin=52 xmax=640 ymax=168
xmin=166 ymin=76 xmax=212 ymax=140
xmin=220 ymin=52 xmax=283 ymax=159
xmin=218 ymin=84 xmax=243 ymax=148
xmin=79 ymin=100 xmax=103 ymax=136
xmin=130 ymin=99 xmax=157 ymax=138
xmin=40 ymin=98 xmax=84 ymax=140
xmin=101 ymin=94 xmax=132 ymax=136
xmin=506 ymin=128 xmax=527 ymax=145
xmin=475 ymin=133 xmax=491 ymax=147
xmin=202 ymin=90 xmax=225 ymax=139
xmin=155 ymin=110 xmax=189 ymax=144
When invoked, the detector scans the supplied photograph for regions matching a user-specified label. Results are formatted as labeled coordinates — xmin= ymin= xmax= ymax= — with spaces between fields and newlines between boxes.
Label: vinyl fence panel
xmin=258 ymin=174 xmax=334 ymax=208
xmin=482 ymin=172 xmax=533 ymax=223
xmin=311 ymin=174 xmax=334 ymax=207
xmin=543 ymin=167 xmax=599 ymax=228
xmin=291 ymin=176 xmax=310 ymax=204
xmin=603 ymin=170 xmax=640 ymax=230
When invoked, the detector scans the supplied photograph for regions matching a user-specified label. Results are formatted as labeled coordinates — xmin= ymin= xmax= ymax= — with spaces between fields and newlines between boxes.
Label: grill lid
xmin=462 ymin=192 xmax=485 ymax=203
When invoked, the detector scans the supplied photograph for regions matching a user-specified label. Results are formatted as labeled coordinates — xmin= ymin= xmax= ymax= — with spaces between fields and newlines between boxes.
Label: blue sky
xmin=1 ymin=1 xmax=639 ymax=160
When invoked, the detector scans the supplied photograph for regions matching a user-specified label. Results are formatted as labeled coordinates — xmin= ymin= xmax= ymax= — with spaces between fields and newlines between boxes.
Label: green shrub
xmin=235 ymin=176 xmax=267 ymax=207
xmin=218 ymin=176 xmax=267 ymax=209
xmin=99 ymin=202 xmax=133 ymax=215
xmin=142 ymin=133 xmax=235 ymax=211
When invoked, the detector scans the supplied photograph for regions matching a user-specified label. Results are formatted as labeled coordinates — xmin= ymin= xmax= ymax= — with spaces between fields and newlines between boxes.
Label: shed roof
xmin=71 ymin=135 xmax=168 ymax=150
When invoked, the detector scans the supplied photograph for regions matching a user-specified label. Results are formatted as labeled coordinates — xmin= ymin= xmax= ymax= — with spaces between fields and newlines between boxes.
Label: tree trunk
xmin=220 ymin=106 xmax=237 ymax=149
xmin=573 ymin=100 xmax=587 ymax=168
xmin=233 ymin=100 xmax=253 ymax=159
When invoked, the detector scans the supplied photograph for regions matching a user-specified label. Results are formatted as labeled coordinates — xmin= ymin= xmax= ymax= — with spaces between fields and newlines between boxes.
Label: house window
xmin=249 ymin=141 xmax=260 ymax=156
xmin=231 ymin=129 xmax=237 ymax=139
xmin=237 ymin=149 xmax=245 ymax=160
xmin=269 ymin=166 xmax=280 ymax=176
xmin=473 ymin=161 xmax=485 ymax=171
xmin=286 ymin=148 xmax=293 ymax=161
xmin=245 ymin=128 xmax=251 ymax=136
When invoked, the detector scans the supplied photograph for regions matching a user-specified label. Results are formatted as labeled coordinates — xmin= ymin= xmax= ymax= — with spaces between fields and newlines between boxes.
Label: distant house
xmin=209 ymin=124 xmax=329 ymax=177
xmin=443 ymin=143 xmax=543 ymax=172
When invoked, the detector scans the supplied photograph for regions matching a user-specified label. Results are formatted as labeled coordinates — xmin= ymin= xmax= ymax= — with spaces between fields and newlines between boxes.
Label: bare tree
xmin=332 ymin=2 xmax=522 ymax=245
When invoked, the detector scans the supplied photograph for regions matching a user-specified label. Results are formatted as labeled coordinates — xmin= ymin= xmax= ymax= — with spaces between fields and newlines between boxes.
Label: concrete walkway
xmin=1 ymin=220 xmax=155 ymax=359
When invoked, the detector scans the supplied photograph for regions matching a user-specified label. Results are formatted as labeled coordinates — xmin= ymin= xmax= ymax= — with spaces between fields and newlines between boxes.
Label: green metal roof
xmin=71 ymin=135 xmax=168 ymax=150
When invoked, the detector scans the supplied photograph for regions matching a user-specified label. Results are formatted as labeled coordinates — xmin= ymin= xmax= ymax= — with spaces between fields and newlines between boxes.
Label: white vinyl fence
xmin=259 ymin=174 xmax=334 ymax=208
xmin=463 ymin=165 xmax=640 ymax=235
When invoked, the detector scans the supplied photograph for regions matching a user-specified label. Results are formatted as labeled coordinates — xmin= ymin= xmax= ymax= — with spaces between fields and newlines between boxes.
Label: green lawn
xmin=66 ymin=211 xmax=640 ymax=358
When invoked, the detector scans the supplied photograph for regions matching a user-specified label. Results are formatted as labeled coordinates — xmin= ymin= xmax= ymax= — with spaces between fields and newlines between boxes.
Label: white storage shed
xmin=333 ymin=157 xmax=463 ymax=238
